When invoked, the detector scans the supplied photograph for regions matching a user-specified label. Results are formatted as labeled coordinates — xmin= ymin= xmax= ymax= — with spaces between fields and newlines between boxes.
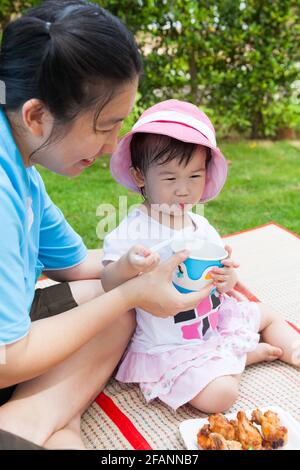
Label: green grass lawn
xmin=37 ymin=140 xmax=300 ymax=249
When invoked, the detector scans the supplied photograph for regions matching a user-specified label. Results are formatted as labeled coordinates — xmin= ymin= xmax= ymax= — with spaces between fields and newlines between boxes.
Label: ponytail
xmin=0 ymin=0 xmax=142 ymax=126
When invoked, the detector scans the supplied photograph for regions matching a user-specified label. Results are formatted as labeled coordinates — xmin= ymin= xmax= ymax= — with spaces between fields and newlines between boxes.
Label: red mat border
xmin=223 ymin=221 xmax=300 ymax=240
xmin=95 ymin=393 xmax=152 ymax=450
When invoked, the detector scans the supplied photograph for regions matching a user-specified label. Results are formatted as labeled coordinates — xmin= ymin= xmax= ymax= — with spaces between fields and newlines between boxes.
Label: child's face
xmin=142 ymin=145 xmax=207 ymax=215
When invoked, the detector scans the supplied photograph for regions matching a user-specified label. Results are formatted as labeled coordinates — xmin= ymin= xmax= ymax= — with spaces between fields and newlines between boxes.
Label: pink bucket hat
xmin=110 ymin=99 xmax=228 ymax=202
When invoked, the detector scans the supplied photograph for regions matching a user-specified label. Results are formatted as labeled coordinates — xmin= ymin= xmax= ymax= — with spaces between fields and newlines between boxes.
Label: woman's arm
xmin=0 ymin=281 xmax=132 ymax=388
xmin=0 ymin=251 xmax=214 ymax=388
xmin=44 ymin=249 xmax=103 ymax=281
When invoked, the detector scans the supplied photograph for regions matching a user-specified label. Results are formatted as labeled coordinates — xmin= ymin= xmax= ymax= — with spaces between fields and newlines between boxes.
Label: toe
xmin=268 ymin=346 xmax=283 ymax=359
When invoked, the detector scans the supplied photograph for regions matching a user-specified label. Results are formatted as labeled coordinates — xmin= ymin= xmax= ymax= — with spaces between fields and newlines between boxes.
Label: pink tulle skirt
xmin=115 ymin=296 xmax=261 ymax=410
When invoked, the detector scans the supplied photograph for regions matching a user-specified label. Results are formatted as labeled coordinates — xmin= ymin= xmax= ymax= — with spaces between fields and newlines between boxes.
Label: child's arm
xmin=102 ymin=244 xmax=160 ymax=292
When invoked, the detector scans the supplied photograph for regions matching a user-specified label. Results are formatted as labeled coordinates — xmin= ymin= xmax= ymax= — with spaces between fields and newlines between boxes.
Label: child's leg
xmin=248 ymin=302 xmax=300 ymax=367
xmin=189 ymin=375 xmax=240 ymax=414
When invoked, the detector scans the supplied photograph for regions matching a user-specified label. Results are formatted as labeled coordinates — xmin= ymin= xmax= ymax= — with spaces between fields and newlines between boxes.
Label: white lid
xmin=171 ymin=239 xmax=227 ymax=261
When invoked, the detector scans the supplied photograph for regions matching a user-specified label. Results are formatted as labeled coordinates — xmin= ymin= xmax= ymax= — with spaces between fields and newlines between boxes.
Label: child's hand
xmin=209 ymin=244 xmax=240 ymax=294
xmin=126 ymin=244 xmax=160 ymax=274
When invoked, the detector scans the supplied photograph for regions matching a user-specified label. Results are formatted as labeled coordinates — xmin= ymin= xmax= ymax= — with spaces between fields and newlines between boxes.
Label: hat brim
xmin=110 ymin=121 xmax=228 ymax=203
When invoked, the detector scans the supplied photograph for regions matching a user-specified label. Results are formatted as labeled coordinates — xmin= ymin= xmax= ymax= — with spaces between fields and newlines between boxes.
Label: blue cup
xmin=171 ymin=239 xmax=228 ymax=294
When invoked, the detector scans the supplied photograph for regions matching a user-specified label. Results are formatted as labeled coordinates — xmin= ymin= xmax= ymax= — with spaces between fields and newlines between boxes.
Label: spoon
xmin=133 ymin=227 xmax=204 ymax=261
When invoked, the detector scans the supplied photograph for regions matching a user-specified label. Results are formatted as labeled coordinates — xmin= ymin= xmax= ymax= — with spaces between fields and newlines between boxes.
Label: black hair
xmin=130 ymin=132 xmax=212 ymax=197
xmin=0 ymin=0 xmax=142 ymax=152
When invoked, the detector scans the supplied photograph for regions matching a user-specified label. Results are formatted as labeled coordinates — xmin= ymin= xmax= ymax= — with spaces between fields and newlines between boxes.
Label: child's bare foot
xmin=246 ymin=343 xmax=283 ymax=366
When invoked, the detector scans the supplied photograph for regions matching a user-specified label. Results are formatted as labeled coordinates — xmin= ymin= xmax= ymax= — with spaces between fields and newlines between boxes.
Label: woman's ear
xmin=21 ymin=99 xmax=52 ymax=138
xmin=130 ymin=166 xmax=145 ymax=189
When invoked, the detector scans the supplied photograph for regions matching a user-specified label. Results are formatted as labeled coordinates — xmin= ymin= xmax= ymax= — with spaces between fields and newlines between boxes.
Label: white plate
xmin=179 ymin=405 xmax=300 ymax=450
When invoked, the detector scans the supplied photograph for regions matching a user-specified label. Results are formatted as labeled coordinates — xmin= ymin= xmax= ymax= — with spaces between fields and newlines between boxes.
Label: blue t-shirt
xmin=0 ymin=109 xmax=88 ymax=344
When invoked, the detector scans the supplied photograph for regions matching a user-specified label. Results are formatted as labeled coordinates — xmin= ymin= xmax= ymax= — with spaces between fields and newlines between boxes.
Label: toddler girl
xmin=101 ymin=100 xmax=299 ymax=413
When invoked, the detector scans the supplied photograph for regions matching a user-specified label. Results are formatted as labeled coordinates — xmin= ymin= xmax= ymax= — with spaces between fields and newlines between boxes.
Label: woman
xmin=0 ymin=0 xmax=213 ymax=449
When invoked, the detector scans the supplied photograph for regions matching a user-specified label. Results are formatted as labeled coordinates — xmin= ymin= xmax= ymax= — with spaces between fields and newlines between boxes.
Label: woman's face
xmin=24 ymin=79 xmax=138 ymax=176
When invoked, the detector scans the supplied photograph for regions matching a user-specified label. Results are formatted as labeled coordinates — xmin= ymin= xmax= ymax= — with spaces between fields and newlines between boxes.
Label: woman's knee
xmin=98 ymin=309 xmax=136 ymax=363
xmin=60 ymin=412 xmax=81 ymax=434
xmin=43 ymin=413 xmax=85 ymax=449
xmin=118 ymin=309 xmax=136 ymax=338
xmin=190 ymin=376 xmax=239 ymax=414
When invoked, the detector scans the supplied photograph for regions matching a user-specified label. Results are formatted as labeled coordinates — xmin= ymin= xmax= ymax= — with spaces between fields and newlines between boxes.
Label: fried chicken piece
xmin=261 ymin=441 xmax=273 ymax=450
xmin=229 ymin=419 xmax=239 ymax=441
xmin=197 ymin=424 xmax=213 ymax=449
xmin=223 ymin=438 xmax=243 ymax=450
xmin=197 ymin=424 xmax=242 ymax=450
xmin=208 ymin=414 xmax=236 ymax=441
xmin=237 ymin=411 xmax=263 ymax=450
xmin=251 ymin=409 xmax=288 ymax=449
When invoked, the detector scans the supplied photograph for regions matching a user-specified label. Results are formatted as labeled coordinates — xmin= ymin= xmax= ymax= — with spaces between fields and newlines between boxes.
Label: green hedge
xmin=1 ymin=0 xmax=299 ymax=138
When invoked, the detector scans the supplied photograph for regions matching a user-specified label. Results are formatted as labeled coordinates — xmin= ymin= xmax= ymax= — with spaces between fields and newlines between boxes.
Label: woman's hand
xmin=126 ymin=244 xmax=160 ymax=274
xmin=210 ymin=244 xmax=240 ymax=294
xmin=126 ymin=250 xmax=215 ymax=318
